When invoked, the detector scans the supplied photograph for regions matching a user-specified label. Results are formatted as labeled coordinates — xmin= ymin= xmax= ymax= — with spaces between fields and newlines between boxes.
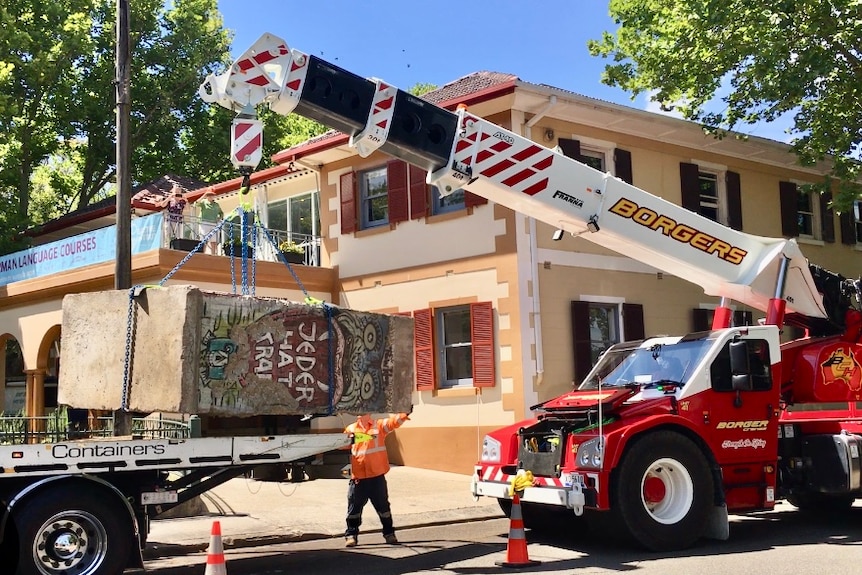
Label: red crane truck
xmin=201 ymin=33 xmax=862 ymax=553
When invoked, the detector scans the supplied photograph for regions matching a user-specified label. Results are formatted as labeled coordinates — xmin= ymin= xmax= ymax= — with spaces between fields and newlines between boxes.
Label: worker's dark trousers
xmin=345 ymin=475 xmax=394 ymax=537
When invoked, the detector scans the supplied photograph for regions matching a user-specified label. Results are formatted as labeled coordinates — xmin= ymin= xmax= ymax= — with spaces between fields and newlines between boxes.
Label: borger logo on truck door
xmin=609 ymin=198 xmax=748 ymax=265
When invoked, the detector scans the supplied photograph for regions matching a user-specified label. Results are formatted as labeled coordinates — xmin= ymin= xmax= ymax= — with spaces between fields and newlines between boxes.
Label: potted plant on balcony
xmin=222 ymin=237 xmax=255 ymax=259
xmin=278 ymin=240 xmax=305 ymax=264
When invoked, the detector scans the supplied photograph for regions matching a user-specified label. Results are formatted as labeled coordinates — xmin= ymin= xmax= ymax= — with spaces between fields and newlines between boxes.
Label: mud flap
xmin=703 ymin=504 xmax=730 ymax=540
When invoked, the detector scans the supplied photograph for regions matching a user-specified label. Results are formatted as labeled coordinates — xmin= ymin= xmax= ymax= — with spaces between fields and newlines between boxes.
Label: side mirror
xmin=729 ymin=340 xmax=753 ymax=406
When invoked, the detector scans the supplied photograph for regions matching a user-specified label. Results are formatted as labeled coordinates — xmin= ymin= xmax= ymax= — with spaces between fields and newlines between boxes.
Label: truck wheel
xmin=787 ymin=492 xmax=855 ymax=513
xmin=13 ymin=484 xmax=131 ymax=575
xmin=613 ymin=431 xmax=713 ymax=551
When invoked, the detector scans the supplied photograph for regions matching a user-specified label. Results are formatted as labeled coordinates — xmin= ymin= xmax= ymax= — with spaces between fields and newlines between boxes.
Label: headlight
xmin=575 ymin=437 xmax=604 ymax=470
xmin=481 ymin=435 xmax=501 ymax=463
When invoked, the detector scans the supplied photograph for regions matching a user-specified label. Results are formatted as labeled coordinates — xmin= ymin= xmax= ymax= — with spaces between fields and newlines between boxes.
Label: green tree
xmin=0 ymin=0 xmax=96 ymax=250
xmin=410 ymin=82 xmax=437 ymax=97
xmin=0 ymin=1 xmax=330 ymax=256
xmin=589 ymin=0 xmax=862 ymax=210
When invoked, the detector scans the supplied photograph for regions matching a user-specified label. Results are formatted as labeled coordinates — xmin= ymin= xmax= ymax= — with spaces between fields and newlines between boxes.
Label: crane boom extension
xmin=200 ymin=33 xmax=827 ymax=319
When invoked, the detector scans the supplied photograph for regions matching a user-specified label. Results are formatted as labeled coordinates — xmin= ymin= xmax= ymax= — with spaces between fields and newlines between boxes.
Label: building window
xmin=588 ymin=304 xmax=620 ymax=366
xmin=854 ymin=200 xmax=862 ymax=244
xmin=795 ymin=190 xmax=817 ymax=238
xmin=572 ymin=301 xmax=643 ymax=386
xmin=438 ymin=306 xmax=473 ymax=388
xmin=431 ymin=186 xmax=465 ymax=215
xmin=579 ymin=148 xmax=605 ymax=172
xmin=780 ymin=181 xmax=832 ymax=241
xmin=414 ymin=302 xmax=495 ymax=391
xmin=360 ymin=167 xmax=389 ymax=228
xmin=681 ymin=163 xmax=742 ymax=230
xmin=267 ymin=191 xmax=320 ymax=238
xmin=698 ymin=172 xmax=721 ymax=222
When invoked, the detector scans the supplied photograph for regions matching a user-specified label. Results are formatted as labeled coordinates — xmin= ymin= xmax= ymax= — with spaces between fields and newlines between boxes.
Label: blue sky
xmin=216 ymin=1 xmax=791 ymax=143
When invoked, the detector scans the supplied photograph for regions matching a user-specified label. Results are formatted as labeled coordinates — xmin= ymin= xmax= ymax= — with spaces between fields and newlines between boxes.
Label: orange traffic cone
xmin=205 ymin=520 xmax=227 ymax=575
xmin=495 ymin=493 xmax=541 ymax=568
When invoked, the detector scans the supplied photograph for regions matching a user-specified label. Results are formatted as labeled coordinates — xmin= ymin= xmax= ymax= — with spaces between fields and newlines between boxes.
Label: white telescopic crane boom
xmin=199 ymin=33 xmax=827 ymax=320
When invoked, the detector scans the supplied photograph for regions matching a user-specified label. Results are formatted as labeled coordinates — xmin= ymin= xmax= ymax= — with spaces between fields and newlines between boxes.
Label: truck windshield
xmin=579 ymin=337 xmax=714 ymax=390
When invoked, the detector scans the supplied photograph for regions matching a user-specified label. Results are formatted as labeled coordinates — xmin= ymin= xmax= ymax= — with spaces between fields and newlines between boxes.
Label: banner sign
xmin=0 ymin=213 xmax=163 ymax=286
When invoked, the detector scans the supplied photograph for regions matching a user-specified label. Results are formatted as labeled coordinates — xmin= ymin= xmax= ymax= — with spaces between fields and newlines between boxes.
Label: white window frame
xmin=794 ymin=181 xmax=822 ymax=240
xmin=359 ymin=166 xmax=389 ymax=229
xmin=435 ymin=305 xmax=474 ymax=389
xmin=575 ymin=135 xmax=615 ymax=174
xmin=853 ymin=200 xmax=862 ymax=246
xmin=690 ymin=160 xmax=728 ymax=225
xmin=580 ymin=294 xmax=624 ymax=365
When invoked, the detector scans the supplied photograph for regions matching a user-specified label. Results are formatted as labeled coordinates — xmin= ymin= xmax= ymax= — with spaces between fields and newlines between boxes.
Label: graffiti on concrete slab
xmin=198 ymin=294 xmax=394 ymax=415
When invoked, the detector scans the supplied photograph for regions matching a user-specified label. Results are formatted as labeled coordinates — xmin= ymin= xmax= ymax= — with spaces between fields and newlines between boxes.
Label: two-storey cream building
xmin=2 ymin=72 xmax=860 ymax=473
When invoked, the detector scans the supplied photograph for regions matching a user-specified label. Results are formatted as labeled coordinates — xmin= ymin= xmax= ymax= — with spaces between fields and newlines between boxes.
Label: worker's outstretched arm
xmin=379 ymin=412 xmax=410 ymax=433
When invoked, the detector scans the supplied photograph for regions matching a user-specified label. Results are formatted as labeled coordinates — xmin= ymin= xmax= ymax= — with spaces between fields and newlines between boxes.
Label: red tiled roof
xmin=130 ymin=174 xmax=209 ymax=206
xmin=422 ymin=71 xmax=518 ymax=105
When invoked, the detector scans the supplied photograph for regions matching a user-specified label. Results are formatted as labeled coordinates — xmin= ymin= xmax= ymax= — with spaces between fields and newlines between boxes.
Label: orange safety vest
xmin=344 ymin=413 xmax=409 ymax=479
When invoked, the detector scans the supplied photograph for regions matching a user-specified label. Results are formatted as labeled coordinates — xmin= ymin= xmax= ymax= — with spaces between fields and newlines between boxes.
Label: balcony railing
xmin=165 ymin=215 xmax=322 ymax=267
xmin=0 ymin=409 xmax=194 ymax=445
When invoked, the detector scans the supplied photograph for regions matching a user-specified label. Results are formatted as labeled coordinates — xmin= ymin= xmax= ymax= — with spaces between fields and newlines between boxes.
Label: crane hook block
xmin=231 ymin=116 xmax=263 ymax=170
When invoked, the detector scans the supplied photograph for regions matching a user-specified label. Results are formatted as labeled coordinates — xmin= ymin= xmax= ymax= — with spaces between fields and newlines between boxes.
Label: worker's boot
xmin=345 ymin=535 xmax=358 ymax=547
xmin=384 ymin=533 xmax=398 ymax=544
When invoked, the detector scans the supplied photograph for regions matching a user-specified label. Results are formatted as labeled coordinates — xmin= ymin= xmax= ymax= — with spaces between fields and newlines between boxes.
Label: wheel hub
xmin=640 ymin=458 xmax=694 ymax=525
xmin=643 ymin=475 xmax=666 ymax=503
xmin=33 ymin=511 xmax=106 ymax=575
xmin=38 ymin=520 xmax=87 ymax=569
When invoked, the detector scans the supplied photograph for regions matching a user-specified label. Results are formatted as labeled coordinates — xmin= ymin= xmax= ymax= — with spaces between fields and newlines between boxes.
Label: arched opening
xmin=37 ymin=326 xmax=61 ymax=414
xmin=2 ymin=335 xmax=26 ymax=415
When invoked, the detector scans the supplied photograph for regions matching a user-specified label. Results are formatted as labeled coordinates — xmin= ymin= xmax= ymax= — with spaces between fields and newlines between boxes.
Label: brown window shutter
xmin=779 ymin=181 xmax=798 ymax=237
xmin=465 ymin=191 xmax=487 ymax=208
xmin=470 ymin=302 xmax=495 ymax=387
xmin=340 ymin=171 xmax=357 ymax=234
xmin=622 ymin=303 xmax=645 ymax=340
xmin=413 ymin=308 xmax=436 ymax=391
xmin=726 ymin=171 xmax=743 ymax=230
xmin=409 ymin=165 xmax=429 ymax=220
xmin=820 ymin=191 xmax=835 ymax=243
xmin=839 ymin=211 xmax=856 ymax=245
xmin=387 ymin=160 xmax=409 ymax=223
xmin=571 ymin=301 xmax=592 ymax=386
xmin=614 ymin=148 xmax=633 ymax=184
xmin=692 ymin=308 xmax=710 ymax=331
xmin=558 ymin=138 xmax=581 ymax=160
xmin=679 ymin=163 xmax=700 ymax=212
xmin=733 ymin=310 xmax=753 ymax=327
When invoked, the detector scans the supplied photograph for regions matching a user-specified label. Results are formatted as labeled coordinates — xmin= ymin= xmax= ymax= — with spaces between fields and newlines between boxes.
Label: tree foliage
xmin=589 ymin=0 xmax=862 ymax=210
xmin=0 ymin=0 xmax=327 ymax=255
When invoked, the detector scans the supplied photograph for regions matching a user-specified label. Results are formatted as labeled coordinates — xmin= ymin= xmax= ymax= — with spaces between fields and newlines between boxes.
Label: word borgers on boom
xmin=609 ymin=198 xmax=748 ymax=265
xmin=549 ymin=188 xmax=749 ymax=266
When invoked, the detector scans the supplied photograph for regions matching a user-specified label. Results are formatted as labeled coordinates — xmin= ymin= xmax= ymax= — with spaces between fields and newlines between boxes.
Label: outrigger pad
xmin=59 ymin=285 xmax=414 ymax=417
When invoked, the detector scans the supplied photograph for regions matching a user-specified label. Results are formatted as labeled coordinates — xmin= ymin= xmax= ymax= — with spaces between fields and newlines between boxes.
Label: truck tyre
xmin=13 ymin=484 xmax=132 ymax=575
xmin=613 ymin=431 xmax=713 ymax=551
xmin=786 ymin=492 xmax=855 ymax=513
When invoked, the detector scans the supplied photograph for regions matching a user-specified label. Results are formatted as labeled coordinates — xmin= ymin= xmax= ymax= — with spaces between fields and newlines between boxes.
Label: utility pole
xmin=114 ymin=0 xmax=133 ymax=436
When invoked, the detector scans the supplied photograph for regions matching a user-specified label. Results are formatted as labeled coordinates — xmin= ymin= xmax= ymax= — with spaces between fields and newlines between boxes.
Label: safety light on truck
xmin=481 ymin=435 xmax=501 ymax=463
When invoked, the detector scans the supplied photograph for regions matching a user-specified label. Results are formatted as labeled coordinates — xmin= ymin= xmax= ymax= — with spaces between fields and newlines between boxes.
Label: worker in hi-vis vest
xmin=343 ymin=412 xmax=410 ymax=547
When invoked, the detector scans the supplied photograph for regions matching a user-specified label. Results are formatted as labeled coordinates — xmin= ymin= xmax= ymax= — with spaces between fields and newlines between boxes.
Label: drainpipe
xmin=523 ymin=96 xmax=558 ymax=389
